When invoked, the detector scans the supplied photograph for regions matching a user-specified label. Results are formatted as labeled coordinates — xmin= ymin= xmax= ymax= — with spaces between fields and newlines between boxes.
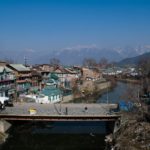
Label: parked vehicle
xmin=0 ymin=97 xmax=13 ymax=109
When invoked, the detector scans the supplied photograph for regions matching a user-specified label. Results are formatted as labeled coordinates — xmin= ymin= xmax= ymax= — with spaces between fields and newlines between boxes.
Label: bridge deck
xmin=0 ymin=103 xmax=120 ymax=121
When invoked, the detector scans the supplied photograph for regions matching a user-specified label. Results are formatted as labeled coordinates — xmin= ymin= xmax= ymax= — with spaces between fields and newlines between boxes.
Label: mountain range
xmin=0 ymin=45 xmax=150 ymax=65
xmin=118 ymin=52 xmax=150 ymax=66
xmin=35 ymin=45 xmax=150 ymax=65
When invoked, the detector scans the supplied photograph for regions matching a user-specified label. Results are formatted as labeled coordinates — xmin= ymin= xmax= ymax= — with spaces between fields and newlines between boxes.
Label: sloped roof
xmin=0 ymin=66 xmax=13 ymax=73
xmin=53 ymin=66 xmax=78 ymax=74
xmin=9 ymin=64 xmax=30 ymax=71
xmin=53 ymin=68 xmax=66 ymax=74
xmin=0 ymin=67 xmax=4 ymax=73
xmin=65 ymin=68 xmax=77 ymax=74
xmin=41 ymin=86 xmax=62 ymax=96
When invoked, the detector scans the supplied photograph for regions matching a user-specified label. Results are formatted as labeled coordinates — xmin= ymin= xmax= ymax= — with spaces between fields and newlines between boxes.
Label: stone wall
xmin=0 ymin=120 xmax=11 ymax=133
xmin=62 ymin=81 xmax=111 ymax=103
xmin=80 ymin=80 xmax=111 ymax=93
xmin=62 ymin=95 xmax=74 ymax=103
xmin=96 ymin=81 xmax=111 ymax=91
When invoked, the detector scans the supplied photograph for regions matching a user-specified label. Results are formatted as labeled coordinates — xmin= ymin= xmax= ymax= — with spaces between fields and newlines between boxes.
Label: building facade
xmin=0 ymin=66 xmax=16 ymax=98
xmin=7 ymin=64 xmax=32 ymax=95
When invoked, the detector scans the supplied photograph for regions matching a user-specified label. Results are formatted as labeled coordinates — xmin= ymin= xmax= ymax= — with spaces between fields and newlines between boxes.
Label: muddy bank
xmin=105 ymin=111 xmax=150 ymax=150
xmin=117 ymin=78 xmax=140 ymax=84
xmin=0 ymin=132 xmax=9 ymax=147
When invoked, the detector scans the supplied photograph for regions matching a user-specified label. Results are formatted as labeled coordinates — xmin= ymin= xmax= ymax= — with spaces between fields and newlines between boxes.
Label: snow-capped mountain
xmin=36 ymin=45 xmax=150 ymax=65
xmin=1 ymin=45 xmax=150 ymax=65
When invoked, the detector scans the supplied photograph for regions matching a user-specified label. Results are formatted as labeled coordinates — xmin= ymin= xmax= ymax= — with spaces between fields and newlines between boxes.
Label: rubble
xmin=107 ymin=112 xmax=150 ymax=150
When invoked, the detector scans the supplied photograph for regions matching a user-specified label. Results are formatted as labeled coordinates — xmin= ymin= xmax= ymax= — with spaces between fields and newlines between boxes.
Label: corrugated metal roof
xmin=6 ymin=67 xmax=13 ymax=72
xmin=0 ymin=67 xmax=3 ymax=73
xmin=0 ymin=66 xmax=13 ymax=73
xmin=9 ymin=64 xmax=30 ymax=71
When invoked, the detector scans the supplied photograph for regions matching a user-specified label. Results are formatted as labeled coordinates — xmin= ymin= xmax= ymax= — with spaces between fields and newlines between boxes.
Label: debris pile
xmin=109 ymin=112 xmax=150 ymax=150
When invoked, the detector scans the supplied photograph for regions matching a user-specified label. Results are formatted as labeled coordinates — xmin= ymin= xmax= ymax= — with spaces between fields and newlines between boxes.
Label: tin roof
xmin=0 ymin=66 xmax=13 ymax=73
xmin=9 ymin=64 xmax=30 ymax=71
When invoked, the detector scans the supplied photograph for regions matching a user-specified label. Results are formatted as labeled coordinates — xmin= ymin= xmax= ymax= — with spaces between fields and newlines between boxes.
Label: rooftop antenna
xmin=24 ymin=56 xmax=27 ymax=66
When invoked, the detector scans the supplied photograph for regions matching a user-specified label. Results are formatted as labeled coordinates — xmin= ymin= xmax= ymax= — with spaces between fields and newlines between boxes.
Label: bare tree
xmin=138 ymin=58 xmax=150 ymax=96
xmin=121 ymin=84 xmax=139 ymax=102
xmin=138 ymin=58 xmax=150 ymax=77
xmin=82 ymin=58 xmax=97 ymax=68
xmin=71 ymin=78 xmax=80 ymax=97
xmin=49 ymin=58 xmax=60 ymax=67
xmin=99 ymin=57 xmax=108 ymax=68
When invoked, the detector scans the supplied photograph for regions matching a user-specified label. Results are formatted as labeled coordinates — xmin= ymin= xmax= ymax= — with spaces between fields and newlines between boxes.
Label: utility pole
xmin=107 ymin=81 xmax=109 ymax=104
xmin=24 ymin=56 xmax=27 ymax=66
xmin=14 ymin=76 xmax=18 ymax=102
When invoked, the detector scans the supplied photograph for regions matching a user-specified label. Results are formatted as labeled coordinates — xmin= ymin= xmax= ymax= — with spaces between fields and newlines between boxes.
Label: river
xmin=97 ymin=81 xmax=130 ymax=104
xmin=1 ymin=121 xmax=106 ymax=150
xmin=1 ymin=82 xmax=135 ymax=150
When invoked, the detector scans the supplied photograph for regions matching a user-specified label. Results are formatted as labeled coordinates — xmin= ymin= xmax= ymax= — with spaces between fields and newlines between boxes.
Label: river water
xmin=1 ymin=82 xmax=133 ymax=150
xmin=2 ymin=121 xmax=106 ymax=150
xmin=97 ymin=81 xmax=129 ymax=104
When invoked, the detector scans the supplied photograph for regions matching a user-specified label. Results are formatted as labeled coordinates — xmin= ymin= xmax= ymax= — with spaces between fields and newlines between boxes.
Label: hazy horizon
xmin=0 ymin=0 xmax=150 ymax=64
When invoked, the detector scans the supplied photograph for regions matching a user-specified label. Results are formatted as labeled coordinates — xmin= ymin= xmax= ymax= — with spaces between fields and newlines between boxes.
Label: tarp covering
xmin=119 ymin=100 xmax=134 ymax=111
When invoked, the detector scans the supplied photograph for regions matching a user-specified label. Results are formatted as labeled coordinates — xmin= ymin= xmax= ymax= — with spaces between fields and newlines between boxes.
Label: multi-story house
xmin=81 ymin=67 xmax=102 ymax=81
xmin=7 ymin=64 xmax=32 ymax=95
xmin=53 ymin=66 xmax=79 ymax=88
xmin=30 ymin=70 xmax=42 ymax=93
xmin=33 ymin=64 xmax=54 ymax=89
xmin=0 ymin=66 xmax=16 ymax=98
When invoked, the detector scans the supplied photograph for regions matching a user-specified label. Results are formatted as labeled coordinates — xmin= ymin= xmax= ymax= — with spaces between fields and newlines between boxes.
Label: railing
xmin=17 ymin=79 xmax=32 ymax=83
xmin=0 ymin=114 xmax=121 ymax=122
xmin=0 ymin=84 xmax=16 ymax=90
xmin=19 ymin=74 xmax=31 ymax=77
xmin=0 ymin=75 xmax=15 ymax=82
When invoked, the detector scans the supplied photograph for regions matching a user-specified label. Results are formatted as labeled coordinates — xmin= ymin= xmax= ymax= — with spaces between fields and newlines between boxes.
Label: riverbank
xmin=117 ymin=78 xmax=140 ymax=84
xmin=0 ymin=120 xmax=12 ymax=145
xmin=0 ymin=132 xmax=8 ymax=145
xmin=106 ymin=111 xmax=150 ymax=150
xmin=63 ymin=81 xmax=112 ymax=103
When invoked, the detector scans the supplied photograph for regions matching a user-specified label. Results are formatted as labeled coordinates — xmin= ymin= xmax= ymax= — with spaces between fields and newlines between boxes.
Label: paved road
xmin=0 ymin=102 xmax=118 ymax=116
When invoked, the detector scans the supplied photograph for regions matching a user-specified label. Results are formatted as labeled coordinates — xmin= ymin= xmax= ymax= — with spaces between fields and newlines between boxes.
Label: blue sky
xmin=0 ymin=0 xmax=150 ymax=54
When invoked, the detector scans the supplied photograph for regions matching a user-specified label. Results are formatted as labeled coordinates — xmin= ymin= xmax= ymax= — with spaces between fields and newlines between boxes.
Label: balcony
xmin=17 ymin=79 xmax=32 ymax=83
xmin=0 ymin=75 xmax=16 ymax=82
xmin=18 ymin=74 xmax=31 ymax=77
xmin=0 ymin=84 xmax=16 ymax=91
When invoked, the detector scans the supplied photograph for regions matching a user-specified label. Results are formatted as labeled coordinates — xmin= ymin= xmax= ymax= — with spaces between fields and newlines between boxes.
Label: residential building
xmin=31 ymin=70 xmax=42 ymax=87
xmin=53 ymin=66 xmax=79 ymax=88
xmin=82 ymin=67 xmax=102 ymax=81
xmin=102 ymin=67 xmax=123 ymax=76
xmin=7 ymin=64 xmax=32 ymax=95
xmin=0 ymin=66 xmax=16 ymax=98
xmin=33 ymin=64 xmax=54 ymax=88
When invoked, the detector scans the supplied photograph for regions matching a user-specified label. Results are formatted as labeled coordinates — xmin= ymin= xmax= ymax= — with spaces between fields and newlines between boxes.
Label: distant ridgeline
xmin=118 ymin=52 xmax=150 ymax=66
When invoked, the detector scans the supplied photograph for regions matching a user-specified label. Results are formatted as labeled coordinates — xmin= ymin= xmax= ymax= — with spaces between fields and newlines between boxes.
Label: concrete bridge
xmin=0 ymin=114 xmax=120 ymax=122
xmin=0 ymin=103 xmax=120 ymax=121
xmin=0 ymin=103 xmax=121 ymax=133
